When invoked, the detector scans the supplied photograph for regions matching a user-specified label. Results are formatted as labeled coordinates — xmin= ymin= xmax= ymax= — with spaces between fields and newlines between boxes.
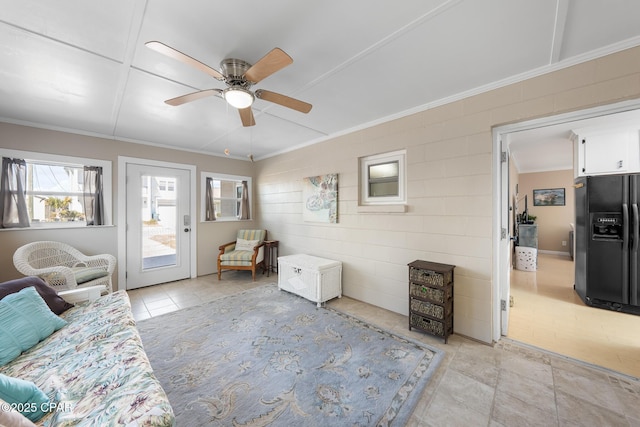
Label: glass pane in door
xmin=141 ymin=175 xmax=177 ymax=270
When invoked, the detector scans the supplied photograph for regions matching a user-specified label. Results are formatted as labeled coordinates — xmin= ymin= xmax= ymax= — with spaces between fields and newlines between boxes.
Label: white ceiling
xmin=1 ymin=0 xmax=640 ymax=161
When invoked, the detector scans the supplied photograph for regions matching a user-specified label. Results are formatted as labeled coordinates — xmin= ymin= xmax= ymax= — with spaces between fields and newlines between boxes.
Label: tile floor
xmin=128 ymin=271 xmax=640 ymax=426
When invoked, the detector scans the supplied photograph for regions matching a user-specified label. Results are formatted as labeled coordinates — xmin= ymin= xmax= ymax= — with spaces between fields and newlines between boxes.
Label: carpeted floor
xmin=137 ymin=284 xmax=443 ymax=426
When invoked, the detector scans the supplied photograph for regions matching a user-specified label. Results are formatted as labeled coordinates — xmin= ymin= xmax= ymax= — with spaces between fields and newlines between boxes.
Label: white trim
xmin=4 ymin=37 xmax=637 ymax=163
xmin=538 ymin=250 xmax=571 ymax=257
xmin=359 ymin=149 xmax=407 ymax=206
xmin=263 ymin=37 xmax=640 ymax=160
xmin=492 ymin=99 xmax=640 ymax=343
xmin=0 ymin=117 xmax=252 ymax=162
xmin=117 ymin=156 xmax=197 ymax=290
xmin=356 ymin=204 xmax=407 ymax=213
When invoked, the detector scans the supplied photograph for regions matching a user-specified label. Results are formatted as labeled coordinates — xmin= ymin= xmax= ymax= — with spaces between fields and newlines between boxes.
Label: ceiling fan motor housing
xmin=220 ymin=58 xmax=252 ymax=87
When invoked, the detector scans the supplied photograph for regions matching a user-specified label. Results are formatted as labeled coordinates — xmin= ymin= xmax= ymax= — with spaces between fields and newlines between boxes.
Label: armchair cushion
xmin=0 ymin=276 xmax=73 ymax=315
xmin=71 ymin=267 xmax=110 ymax=284
xmin=237 ymin=230 xmax=266 ymax=241
xmin=234 ymin=238 xmax=259 ymax=252
xmin=219 ymin=250 xmax=257 ymax=266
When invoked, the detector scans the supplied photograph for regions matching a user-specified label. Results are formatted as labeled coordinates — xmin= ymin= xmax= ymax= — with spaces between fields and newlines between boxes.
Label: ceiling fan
xmin=145 ymin=41 xmax=312 ymax=127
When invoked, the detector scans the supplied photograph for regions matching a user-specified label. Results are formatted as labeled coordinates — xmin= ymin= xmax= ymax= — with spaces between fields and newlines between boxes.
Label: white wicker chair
xmin=13 ymin=241 xmax=116 ymax=294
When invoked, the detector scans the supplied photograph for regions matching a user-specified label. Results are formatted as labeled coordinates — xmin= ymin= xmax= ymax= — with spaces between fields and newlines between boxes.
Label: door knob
xmin=184 ymin=228 xmax=190 ymax=232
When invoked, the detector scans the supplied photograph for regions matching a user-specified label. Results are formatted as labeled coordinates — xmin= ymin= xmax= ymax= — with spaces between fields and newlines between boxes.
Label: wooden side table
xmin=264 ymin=240 xmax=279 ymax=277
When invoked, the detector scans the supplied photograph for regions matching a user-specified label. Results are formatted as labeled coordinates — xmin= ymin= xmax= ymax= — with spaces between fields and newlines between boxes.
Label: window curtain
xmin=239 ymin=180 xmax=250 ymax=220
xmin=205 ymin=177 xmax=216 ymax=221
xmin=82 ymin=166 xmax=105 ymax=226
xmin=0 ymin=157 xmax=30 ymax=228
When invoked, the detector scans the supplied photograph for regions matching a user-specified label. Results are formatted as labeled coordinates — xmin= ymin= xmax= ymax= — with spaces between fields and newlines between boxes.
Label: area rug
xmin=137 ymin=284 xmax=443 ymax=426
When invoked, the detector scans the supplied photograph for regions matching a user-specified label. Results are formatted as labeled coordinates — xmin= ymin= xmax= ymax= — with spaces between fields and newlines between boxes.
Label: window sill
xmin=201 ymin=218 xmax=253 ymax=223
xmin=0 ymin=224 xmax=115 ymax=231
xmin=357 ymin=204 xmax=407 ymax=213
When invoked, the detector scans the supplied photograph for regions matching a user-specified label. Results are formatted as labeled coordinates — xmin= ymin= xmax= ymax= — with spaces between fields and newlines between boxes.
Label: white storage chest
xmin=278 ymin=254 xmax=342 ymax=306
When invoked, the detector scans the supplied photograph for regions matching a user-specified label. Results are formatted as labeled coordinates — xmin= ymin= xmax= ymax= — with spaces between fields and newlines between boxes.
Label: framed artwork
xmin=533 ymin=188 xmax=565 ymax=206
xmin=303 ymin=174 xmax=338 ymax=223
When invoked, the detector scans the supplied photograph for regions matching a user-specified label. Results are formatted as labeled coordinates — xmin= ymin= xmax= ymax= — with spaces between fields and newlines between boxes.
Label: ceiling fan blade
xmin=238 ymin=107 xmax=256 ymax=127
xmin=244 ymin=48 xmax=293 ymax=84
xmin=146 ymin=41 xmax=224 ymax=81
xmin=255 ymin=89 xmax=312 ymax=113
xmin=165 ymin=89 xmax=222 ymax=106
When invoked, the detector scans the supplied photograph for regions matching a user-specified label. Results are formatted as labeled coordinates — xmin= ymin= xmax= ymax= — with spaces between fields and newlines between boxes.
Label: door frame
xmin=117 ymin=156 xmax=197 ymax=289
xmin=492 ymin=99 xmax=640 ymax=342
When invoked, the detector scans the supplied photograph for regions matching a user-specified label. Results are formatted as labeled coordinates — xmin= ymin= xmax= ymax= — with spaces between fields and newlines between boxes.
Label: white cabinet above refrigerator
xmin=573 ymin=127 xmax=640 ymax=177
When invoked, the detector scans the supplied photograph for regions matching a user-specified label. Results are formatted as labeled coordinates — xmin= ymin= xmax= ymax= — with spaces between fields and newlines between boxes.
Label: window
xmin=0 ymin=149 xmax=112 ymax=228
xmin=201 ymin=172 xmax=252 ymax=221
xmin=158 ymin=179 xmax=176 ymax=192
xmin=359 ymin=150 xmax=406 ymax=206
xmin=26 ymin=161 xmax=85 ymax=222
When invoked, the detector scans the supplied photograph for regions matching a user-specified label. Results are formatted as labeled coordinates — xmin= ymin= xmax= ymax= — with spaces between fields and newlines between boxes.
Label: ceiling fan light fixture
xmin=224 ymin=87 xmax=254 ymax=109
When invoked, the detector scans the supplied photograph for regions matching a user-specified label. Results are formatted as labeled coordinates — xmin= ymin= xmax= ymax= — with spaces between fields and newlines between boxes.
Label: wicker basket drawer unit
xmin=408 ymin=260 xmax=455 ymax=343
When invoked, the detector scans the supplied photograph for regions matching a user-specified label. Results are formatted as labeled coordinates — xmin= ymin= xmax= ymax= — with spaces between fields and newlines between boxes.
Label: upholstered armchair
xmin=217 ymin=230 xmax=267 ymax=281
xmin=13 ymin=241 xmax=116 ymax=294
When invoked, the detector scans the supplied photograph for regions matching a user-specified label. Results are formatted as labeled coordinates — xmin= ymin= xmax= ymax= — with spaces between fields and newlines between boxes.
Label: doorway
xmin=117 ymin=157 xmax=197 ymax=290
xmin=510 ymin=250 xmax=640 ymax=378
xmin=494 ymin=100 xmax=640 ymax=375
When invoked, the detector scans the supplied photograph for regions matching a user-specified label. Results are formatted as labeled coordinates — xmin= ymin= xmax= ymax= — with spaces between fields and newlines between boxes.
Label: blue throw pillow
xmin=0 ymin=374 xmax=49 ymax=422
xmin=0 ymin=286 xmax=67 ymax=366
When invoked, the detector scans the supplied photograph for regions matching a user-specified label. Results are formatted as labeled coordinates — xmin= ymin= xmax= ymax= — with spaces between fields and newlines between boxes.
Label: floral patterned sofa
xmin=0 ymin=277 xmax=174 ymax=426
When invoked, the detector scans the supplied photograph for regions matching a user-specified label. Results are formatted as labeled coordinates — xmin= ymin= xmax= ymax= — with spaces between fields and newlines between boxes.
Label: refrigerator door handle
xmin=623 ymin=203 xmax=629 ymax=249
xmin=632 ymin=203 xmax=639 ymax=306
xmin=633 ymin=204 xmax=639 ymax=253
xmin=623 ymin=203 xmax=630 ymax=305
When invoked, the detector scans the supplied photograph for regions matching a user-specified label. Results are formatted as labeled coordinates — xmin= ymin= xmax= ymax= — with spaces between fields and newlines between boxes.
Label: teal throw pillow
xmin=0 ymin=374 xmax=50 ymax=422
xmin=0 ymin=286 xmax=67 ymax=366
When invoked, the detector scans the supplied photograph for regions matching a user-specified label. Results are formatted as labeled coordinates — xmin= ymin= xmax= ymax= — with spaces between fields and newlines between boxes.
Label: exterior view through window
xmin=25 ymin=161 xmax=86 ymax=223
xmin=141 ymin=175 xmax=178 ymax=269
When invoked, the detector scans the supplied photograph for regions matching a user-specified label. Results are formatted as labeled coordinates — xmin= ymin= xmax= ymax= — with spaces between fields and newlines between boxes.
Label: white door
xmin=126 ymin=163 xmax=192 ymax=289
xmin=500 ymin=136 xmax=511 ymax=335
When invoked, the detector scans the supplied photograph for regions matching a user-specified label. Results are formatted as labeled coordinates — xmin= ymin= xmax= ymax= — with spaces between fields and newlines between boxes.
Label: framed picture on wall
xmin=302 ymin=173 xmax=338 ymax=223
xmin=533 ymin=188 xmax=565 ymax=206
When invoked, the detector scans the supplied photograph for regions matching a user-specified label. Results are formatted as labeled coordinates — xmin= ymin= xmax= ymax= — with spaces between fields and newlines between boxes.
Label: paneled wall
xmin=254 ymin=46 xmax=640 ymax=343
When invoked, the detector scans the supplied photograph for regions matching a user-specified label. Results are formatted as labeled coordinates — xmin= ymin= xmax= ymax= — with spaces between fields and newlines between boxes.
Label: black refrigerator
xmin=574 ymin=174 xmax=640 ymax=315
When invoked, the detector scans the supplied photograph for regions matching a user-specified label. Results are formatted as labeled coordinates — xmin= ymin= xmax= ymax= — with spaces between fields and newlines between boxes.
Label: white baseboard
xmin=538 ymin=250 xmax=571 ymax=257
